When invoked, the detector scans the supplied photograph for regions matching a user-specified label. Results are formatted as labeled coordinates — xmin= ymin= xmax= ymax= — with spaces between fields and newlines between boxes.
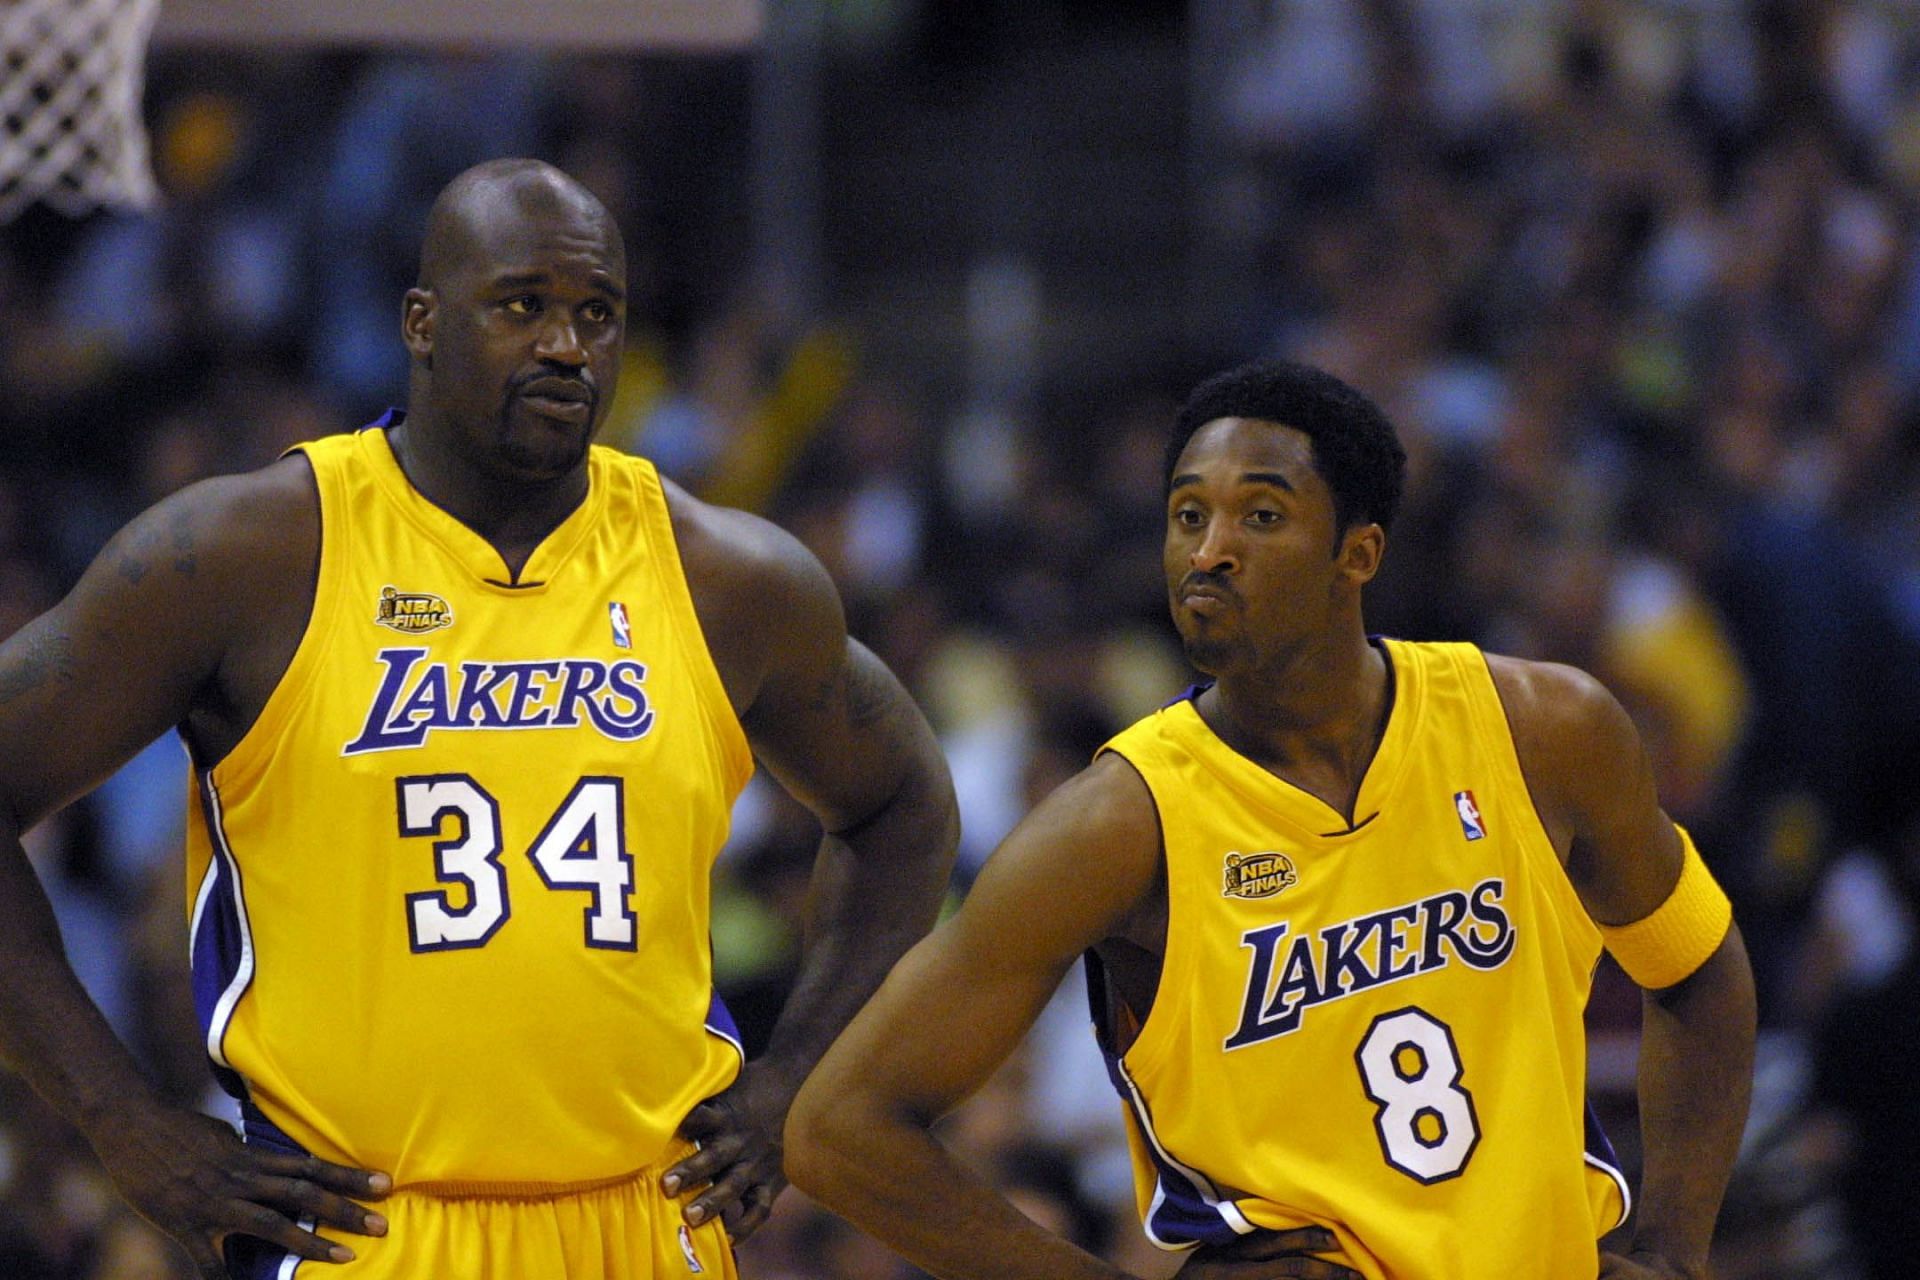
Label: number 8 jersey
xmin=1091 ymin=640 xmax=1628 ymax=1279
xmin=184 ymin=419 xmax=753 ymax=1190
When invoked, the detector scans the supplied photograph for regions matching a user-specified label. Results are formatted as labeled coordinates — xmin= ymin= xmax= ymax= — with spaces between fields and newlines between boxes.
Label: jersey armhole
xmin=1091 ymin=743 xmax=1181 ymax=1078
xmin=192 ymin=445 xmax=341 ymax=785
xmin=630 ymin=459 xmax=754 ymax=797
xmin=1461 ymin=646 xmax=1600 ymax=948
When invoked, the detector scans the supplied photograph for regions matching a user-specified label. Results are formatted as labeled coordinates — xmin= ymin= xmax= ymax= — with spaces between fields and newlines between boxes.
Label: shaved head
xmin=418 ymin=158 xmax=624 ymax=290
xmin=399 ymin=157 xmax=629 ymax=486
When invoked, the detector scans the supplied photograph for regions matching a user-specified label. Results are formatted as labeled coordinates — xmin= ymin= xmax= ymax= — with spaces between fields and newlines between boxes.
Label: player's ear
xmin=402 ymin=288 xmax=436 ymax=367
xmin=1337 ymin=522 xmax=1385 ymax=586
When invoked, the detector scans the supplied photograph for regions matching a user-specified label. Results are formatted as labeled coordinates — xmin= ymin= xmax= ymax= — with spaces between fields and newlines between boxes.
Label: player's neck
xmin=1202 ymin=632 xmax=1392 ymax=819
xmin=386 ymin=417 xmax=589 ymax=578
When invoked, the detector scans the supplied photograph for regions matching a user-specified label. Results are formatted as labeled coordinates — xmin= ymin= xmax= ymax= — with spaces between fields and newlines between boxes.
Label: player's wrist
xmin=36 ymin=1048 xmax=163 ymax=1141
xmin=738 ymin=1056 xmax=810 ymax=1126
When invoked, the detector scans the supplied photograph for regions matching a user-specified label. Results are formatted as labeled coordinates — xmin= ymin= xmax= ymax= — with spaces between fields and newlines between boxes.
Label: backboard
xmin=152 ymin=0 xmax=762 ymax=50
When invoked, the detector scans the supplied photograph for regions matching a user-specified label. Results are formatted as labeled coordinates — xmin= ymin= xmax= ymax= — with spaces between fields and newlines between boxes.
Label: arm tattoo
xmin=0 ymin=634 xmax=77 ymax=707
xmin=805 ymin=664 xmax=846 ymax=716
xmin=842 ymin=654 xmax=894 ymax=730
xmin=804 ymin=654 xmax=899 ymax=732
xmin=116 ymin=507 xmax=199 ymax=583
xmin=170 ymin=505 xmax=197 ymax=577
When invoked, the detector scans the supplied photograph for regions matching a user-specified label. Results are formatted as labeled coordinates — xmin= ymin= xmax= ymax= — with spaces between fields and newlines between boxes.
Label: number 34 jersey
xmin=1093 ymin=640 xmax=1627 ymax=1280
xmin=184 ymin=422 xmax=753 ymax=1189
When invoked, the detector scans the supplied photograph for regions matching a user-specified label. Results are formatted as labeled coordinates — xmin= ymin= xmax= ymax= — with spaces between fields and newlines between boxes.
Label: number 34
xmin=396 ymin=774 xmax=637 ymax=953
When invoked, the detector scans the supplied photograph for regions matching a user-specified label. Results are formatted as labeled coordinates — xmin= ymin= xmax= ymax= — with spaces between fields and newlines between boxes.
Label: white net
xmin=1 ymin=0 xmax=161 ymax=224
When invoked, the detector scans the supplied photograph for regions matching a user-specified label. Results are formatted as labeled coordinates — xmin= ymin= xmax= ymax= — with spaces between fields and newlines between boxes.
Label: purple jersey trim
xmin=188 ymin=770 xmax=252 ymax=1101
xmin=1085 ymin=952 xmax=1248 ymax=1250
xmin=1584 ymin=1099 xmax=1632 ymax=1228
xmin=705 ymin=988 xmax=745 ymax=1061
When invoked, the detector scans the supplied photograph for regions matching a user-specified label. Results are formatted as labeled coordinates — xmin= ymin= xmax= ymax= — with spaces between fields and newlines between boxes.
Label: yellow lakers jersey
xmin=184 ymin=419 xmax=753 ymax=1189
xmin=1094 ymin=639 xmax=1626 ymax=1279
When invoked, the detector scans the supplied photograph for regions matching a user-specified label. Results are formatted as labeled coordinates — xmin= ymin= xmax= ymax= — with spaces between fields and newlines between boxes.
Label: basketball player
xmin=0 ymin=159 xmax=957 ymax=1278
xmin=787 ymin=361 xmax=1756 ymax=1279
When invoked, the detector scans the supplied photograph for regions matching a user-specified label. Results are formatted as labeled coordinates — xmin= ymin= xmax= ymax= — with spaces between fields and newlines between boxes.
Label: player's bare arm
xmin=0 ymin=458 xmax=390 ymax=1279
xmin=662 ymin=482 xmax=959 ymax=1242
xmin=1491 ymin=655 xmax=1757 ymax=1280
xmin=787 ymin=754 xmax=1358 ymax=1280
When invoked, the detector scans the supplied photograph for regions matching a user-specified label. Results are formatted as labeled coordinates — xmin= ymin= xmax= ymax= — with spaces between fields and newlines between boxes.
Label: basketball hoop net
xmin=1 ymin=0 xmax=161 ymax=224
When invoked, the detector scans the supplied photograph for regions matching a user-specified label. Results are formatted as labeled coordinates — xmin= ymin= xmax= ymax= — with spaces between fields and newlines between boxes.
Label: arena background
xmin=3 ymin=1 xmax=1918 ymax=1276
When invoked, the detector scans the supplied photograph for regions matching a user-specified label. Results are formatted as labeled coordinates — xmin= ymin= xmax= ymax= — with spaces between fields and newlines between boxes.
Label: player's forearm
xmin=0 ymin=827 xmax=163 ymax=1133
xmin=788 ymin=1093 xmax=1134 ymax=1280
xmin=1629 ymin=925 xmax=1756 ymax=1273
xmin=754 ymin=762 xmax=958 ymax=1101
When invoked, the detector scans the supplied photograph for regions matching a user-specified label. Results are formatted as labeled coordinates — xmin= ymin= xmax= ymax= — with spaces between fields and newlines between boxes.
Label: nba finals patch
xmin=677 ymin=1225 xmax=705 ymax=1273
xmin=374 ymin=585 xmax=453 ymax=634
xmin=1223 ymin=851 xmax=1298 ymax=900
xmin=609 ymin=600 xmax=633 ymax=649
xmin=1454 ymin=790 xmax=1486 ymax=841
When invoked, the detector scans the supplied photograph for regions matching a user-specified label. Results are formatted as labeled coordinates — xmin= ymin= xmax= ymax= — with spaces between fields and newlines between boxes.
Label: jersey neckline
xmin=1168 ymin=637 xmax=1423 ymax=841
xmin=357 ymin=414 xmax=609 ymax=594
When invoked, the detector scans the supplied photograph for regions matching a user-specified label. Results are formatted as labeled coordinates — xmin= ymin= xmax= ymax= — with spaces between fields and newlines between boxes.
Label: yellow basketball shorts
xmin=227 ymin=1147 xmax=738 ymax=1280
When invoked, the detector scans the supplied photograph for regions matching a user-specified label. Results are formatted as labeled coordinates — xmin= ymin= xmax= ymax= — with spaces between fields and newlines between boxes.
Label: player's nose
xmin=1189 ymin=518 xmax=1240 ymax=573
xmin=534 ymin=315 xmax=587 ymax=368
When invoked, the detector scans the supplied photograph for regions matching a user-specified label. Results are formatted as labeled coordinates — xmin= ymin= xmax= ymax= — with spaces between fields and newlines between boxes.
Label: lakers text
xmin=1225 ymin=879 xmax=1515 ymax=1049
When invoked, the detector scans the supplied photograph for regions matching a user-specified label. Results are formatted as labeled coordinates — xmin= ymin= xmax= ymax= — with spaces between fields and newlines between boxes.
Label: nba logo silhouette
xmin=1454 ymin=790 xmax=1486 ymax=841
xmin=677 ymin=1224 xmax=704 ymax=1273
xmin=609 ymin=601 xmax=632 ymax=649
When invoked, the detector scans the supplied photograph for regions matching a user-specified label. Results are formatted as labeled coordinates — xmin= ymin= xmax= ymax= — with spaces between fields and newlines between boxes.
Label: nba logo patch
xmin=609 ymin=601 xmax=632 ymax=649
xmin=677 ymin=1224 xmax=704 ymax=1273
xmin=1454 ymin=790 xmax=1486 ymax=841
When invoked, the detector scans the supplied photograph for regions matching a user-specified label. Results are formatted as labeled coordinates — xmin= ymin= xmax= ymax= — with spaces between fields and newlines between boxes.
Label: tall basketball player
xmin=0 ymin=159 xmax=958 ymax=1278
xmin=787 ymin=361 xmax=1755 ymax=1280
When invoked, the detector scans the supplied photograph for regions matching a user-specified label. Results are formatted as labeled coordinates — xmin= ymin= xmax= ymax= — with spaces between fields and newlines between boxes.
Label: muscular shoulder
xmin=663 ymin=477 xmax=826 ymax=608
xmin=1483 ymin=653 xmax=1625 ymax=748
xmin=661 ymin=477 xmax=841 ymax=715
xmin=963 ymin=750 xmax=1164 ymax=954
xmin=82 ymin=453 xmax=317 ymax=623
xmin=1028 ymin=751 xmax=1158 ymax=851
xmin=185 ymin=452 xmax=319 ymax=560
xmin=0 ymin=454 xmax=320 ymax=817
xmin=144 ymin=455 xmax=321 ymax=747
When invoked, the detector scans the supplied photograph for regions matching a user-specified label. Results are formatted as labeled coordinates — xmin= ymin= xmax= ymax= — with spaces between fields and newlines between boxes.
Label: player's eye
xmin=582 ymin=300 xmax=613 ymax=323
xmin=504 ymin=295 xmax=541 ymax=315
xmin=1247 ymin=508 xmax=1281 ymax=526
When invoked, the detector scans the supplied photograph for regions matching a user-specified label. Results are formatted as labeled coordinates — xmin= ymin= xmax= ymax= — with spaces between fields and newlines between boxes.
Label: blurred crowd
xmin=3 ymin=2 xmax=1919 ymax=1277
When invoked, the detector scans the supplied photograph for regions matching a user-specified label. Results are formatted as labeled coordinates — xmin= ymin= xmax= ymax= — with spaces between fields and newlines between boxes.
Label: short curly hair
xmin=1166 ymin=360 xmax=1407 ymax=537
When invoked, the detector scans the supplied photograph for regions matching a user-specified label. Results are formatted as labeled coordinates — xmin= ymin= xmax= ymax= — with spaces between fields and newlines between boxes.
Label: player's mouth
xmin=1178 ymin=576 xmax=1236 ymax=615
xmin=518 ymin=377 xmax=595 ymax=424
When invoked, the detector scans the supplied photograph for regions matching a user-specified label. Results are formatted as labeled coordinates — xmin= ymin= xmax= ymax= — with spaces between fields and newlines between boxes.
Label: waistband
xmin=394 ymin=1140 xmax=699 ymax=1202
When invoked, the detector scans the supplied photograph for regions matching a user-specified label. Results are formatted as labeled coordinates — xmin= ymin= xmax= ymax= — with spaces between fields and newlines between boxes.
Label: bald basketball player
xmin=0 ymin=158 xmax=957 ymax=1279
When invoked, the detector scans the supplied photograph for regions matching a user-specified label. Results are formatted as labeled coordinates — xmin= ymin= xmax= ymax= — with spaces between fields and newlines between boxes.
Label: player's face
xmin=1163 ymin=418 xmax=1352 ymax=676
xmin=423 ymin=198 xmax=626 ymax=482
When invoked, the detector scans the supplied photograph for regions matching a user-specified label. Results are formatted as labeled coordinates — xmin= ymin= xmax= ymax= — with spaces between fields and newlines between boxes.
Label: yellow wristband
xmin=1597 ymin=826 xmax=1732 ymax=990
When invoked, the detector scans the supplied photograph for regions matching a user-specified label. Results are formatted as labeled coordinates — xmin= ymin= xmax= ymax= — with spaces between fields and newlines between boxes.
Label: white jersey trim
xmin=195 ymin=772 xmax=257 ymax=1071
xmin=1584 ymin=1150 xmax=1632 ymax=1231
xmin=1114 ymin=1055 xmax=1256 ymax=1248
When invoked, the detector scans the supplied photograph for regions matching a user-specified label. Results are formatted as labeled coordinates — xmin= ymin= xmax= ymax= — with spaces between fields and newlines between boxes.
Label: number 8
xmin=1355 ymin=1006 xmax=1480 ymax=1183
